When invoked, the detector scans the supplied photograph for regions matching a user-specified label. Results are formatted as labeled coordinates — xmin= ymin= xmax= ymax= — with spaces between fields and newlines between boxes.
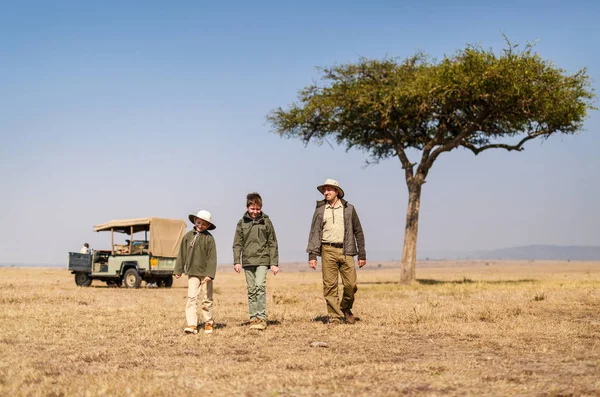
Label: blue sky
xmin=1 ymin=0 xmax=598 ymax=264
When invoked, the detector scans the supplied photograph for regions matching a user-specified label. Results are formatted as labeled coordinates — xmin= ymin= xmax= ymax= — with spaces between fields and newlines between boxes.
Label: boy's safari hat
xmin=188 ymin=210 xmax=216 ymax=230
xmin=317 ymin=178 xmax=345 ymax=199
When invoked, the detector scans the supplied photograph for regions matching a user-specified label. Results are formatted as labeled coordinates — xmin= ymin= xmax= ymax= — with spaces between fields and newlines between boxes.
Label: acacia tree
xmin=268 ymin=41 xmax=595 ymax=283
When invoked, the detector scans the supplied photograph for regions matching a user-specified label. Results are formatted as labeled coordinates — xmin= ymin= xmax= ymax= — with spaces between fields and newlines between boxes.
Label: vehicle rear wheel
xmin=123 ymin=269 xmax=141 ymax=288
xmin=163 ymin=276 xmax=173 ymax=288
xmin=74 ymin=272 xmax=92 ymax=287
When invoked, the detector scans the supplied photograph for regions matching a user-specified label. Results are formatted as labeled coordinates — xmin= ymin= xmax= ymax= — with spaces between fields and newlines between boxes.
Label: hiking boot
xmin=250 ymin=318 xmax=267 ymax=330
xmin=204 ymin=322 xmax=213 ymax=334
xmin=343 ymin=311 xmax=356 ymax=324
xmin=184 ymin=325 xmax=198 ymax=334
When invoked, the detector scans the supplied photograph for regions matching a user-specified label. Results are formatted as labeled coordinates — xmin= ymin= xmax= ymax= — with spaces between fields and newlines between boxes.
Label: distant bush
xmin=533 ymin=293 xmax=546 ymax=301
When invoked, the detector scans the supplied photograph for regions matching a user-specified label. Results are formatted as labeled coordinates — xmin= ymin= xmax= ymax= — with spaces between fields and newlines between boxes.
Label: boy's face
xmin=247 ymin=204 xmax=262 ymax=220
xmin=194 ymin=218 xmax=210 ymax=232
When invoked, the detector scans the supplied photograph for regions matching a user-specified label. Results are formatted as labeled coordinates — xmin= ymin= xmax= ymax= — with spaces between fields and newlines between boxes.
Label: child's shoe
xmin=184 ymin=325 xmax=198 ymax=334
xmin=250 ymin=318 xmax=267 ymax=330
xmin=204 ymin=322 xmax=213 ymax=334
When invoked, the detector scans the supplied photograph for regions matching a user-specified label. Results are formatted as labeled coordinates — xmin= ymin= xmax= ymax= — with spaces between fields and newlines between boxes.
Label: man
xmin=307 ymin=178 xmax=366 ymax=324
xmin=80 ymin=243 xmax=90 ymax=254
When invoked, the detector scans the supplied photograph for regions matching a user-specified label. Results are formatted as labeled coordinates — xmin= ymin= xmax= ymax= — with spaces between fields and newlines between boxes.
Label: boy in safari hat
xmin=174 ymin=210 xmax=217 ymax=334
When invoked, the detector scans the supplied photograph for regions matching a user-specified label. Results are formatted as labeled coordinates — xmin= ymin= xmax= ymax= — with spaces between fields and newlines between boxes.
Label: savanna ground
xmin=0 ymin=260 xmax=599 ymax=396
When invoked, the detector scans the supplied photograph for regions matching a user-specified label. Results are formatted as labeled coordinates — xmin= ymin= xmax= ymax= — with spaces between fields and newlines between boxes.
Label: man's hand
xmin=174 ymin=274 xmax=181 ymax=279
xmin=309 ymin=260 xmax=317 ymax=269
xmin=358 ymin=260 xmax=367 ymax=268
xmin=234 ymin=264 xmax=242 ymax=274
xmin=202 ymin=276 xmax=211 ymax=284
xmin=270 ymin=265 xmax=279 ymax=276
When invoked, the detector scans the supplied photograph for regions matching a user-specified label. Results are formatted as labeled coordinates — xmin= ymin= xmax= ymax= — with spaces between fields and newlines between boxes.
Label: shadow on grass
xmin=239 ymin=320 xmax=282 ymax=327
xmin=311 ymin=315 xmax=361 ymax=324
xmin=357 ymin=279 xmax=538 ymax=286
xmin=357 ymin=281 xmax=401 ymax=285
xmin=417 ymin=278 xmax=538 ymax=285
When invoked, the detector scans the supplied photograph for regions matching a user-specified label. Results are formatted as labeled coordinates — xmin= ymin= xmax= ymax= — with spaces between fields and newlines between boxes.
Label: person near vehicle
xmin=307 ymin=179 xmax=367 ymax=324
xmin=80 ymin=243 xmax=90 ymax=254
xmin=174 ymin=210 xmax=217 ymax=334
xmin=233 ymin=192 xmax=279 ymax=330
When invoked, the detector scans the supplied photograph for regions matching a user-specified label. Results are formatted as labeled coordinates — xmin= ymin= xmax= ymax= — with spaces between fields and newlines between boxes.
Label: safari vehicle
xmin=68 ymin=217 xmax=186 ymax=288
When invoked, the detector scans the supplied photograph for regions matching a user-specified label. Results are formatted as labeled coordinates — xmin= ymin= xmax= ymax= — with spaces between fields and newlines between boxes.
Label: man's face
xmin=247 ymin=204 xmax=262 ymax=219
xmin=194 ymin=218 xmax=210 ymax=232
xmin=323 ymin=186 xmax=339 ymax=202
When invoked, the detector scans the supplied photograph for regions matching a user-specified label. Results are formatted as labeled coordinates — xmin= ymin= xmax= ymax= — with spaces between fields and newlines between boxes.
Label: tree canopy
xmin=269 ymin=41 xmax=594 ymax=182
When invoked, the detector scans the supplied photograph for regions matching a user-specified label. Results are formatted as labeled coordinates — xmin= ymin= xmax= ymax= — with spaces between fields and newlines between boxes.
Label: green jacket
xmin=307 ymin=199 xmax=366 ymax=261
xmin=174 ymin=229 xmax=217 ymax=279
xmin=232 ymin=212 xmax=279 ymax=267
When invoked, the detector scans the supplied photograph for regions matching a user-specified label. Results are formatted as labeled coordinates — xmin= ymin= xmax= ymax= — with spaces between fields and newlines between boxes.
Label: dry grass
xmin=0 ymin=261 xmax=599 ymax=396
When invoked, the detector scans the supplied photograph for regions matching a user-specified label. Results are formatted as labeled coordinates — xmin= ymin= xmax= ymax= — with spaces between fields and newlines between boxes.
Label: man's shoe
xmin=204 ymin=322 xmax=213 ymax=334
xmin=184 ymin=325 xmax=198 ymax=334
xmin=343 ymin=311 xmax=356 ymax=324
xmin=328 ymin=317 xmax=343 ymax=326
xmin=250 ymin=319 xmax=267 ymax=330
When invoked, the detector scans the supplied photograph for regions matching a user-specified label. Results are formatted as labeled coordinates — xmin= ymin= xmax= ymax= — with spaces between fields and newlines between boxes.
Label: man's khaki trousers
xmin=186 ymin=276 xmax=214 ymax=326
xmin=321 ymin=245 xmax=357 ymax=321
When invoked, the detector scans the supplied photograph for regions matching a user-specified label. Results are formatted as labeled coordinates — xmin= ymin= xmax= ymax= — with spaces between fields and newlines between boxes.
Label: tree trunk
xmin=400 ymin=182 xmax=423 ymax=283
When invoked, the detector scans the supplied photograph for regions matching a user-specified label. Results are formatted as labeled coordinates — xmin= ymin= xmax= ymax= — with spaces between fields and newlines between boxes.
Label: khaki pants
xmin=321 ymin=245 xmax=357 ymax=321
xmin=186 ymin=276 xmax=214 ymax=326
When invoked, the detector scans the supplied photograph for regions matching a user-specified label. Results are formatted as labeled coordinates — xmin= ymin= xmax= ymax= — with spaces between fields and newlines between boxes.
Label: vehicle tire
xmin=74 ymin=272 xmax=92 ymax=287
xmin=163 ymin=276 xmax=173 ymax=288
xmin=123 ymin=269 xmax=142 ymax=289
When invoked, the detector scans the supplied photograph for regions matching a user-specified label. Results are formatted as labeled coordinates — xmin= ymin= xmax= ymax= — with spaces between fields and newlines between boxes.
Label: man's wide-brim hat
xmin=188 ymin=210 xmax=216 ymax=230
xmin=317 ymin=178 xmax=345 ymax=199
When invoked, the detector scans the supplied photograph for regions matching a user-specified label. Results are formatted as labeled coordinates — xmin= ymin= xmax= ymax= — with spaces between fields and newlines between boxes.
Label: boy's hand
xmin=309 ymin=260 xmax=317 ymax=269
xmin=174 ymin=274 xmax=181 ymax=279
xmin=270 ymin=265 xmax=279 ymax=276
xmin=202 ymin=276 xmax=211 ymax=284
xmin=234 ymin=264 xmax=242 ymax=273
xmin=358 ymin=260 xmax=367 ymax=268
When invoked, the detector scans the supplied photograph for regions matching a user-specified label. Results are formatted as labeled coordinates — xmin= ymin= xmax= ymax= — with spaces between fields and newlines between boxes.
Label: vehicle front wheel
xmin=163 ymin=276 xmax=173 ymax=288
xmin=123 ymin=269 xmax=141 ymax=288
xmin=74 ymin=272 xmax=92 ymax=287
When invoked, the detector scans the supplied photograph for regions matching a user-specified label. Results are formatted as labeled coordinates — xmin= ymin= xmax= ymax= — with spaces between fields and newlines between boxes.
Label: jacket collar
xmin=243 ymin=212 xmax=266 ymax=223
xmin=316 ymin=198 xmax=347 ymax=208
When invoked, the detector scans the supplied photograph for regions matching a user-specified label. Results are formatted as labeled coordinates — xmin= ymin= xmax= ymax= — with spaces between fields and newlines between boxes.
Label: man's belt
xmin=322 ymin=242 xmax=343 ymax=248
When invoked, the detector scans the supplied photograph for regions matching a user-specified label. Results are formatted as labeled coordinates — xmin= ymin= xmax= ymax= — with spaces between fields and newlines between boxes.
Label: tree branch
xmin=424 ymin=109 xmax=491 ymax=170
xmin=461 ymin=129 xmax=550 ymax=155
xmin=395 ymin=145 xmax=415 ymax=183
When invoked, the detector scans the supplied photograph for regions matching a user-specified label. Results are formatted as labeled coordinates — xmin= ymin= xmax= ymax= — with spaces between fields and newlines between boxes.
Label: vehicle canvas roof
xmin=93 ymin=217 xmax=187 ymax=258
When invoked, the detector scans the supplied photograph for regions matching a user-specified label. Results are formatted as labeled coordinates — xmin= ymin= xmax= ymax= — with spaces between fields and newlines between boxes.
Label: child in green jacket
xmin=233 ymin=193 xmax=279 ymax=330
xmin=175 ymin=210 xmax=217 ymax=335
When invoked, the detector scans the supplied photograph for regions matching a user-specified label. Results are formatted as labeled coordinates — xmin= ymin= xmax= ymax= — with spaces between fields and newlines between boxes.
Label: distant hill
xmin=455 ymin=245 xmax=600 ymax=261
xmin=284 ymin=245 xmax=600 ymax=262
